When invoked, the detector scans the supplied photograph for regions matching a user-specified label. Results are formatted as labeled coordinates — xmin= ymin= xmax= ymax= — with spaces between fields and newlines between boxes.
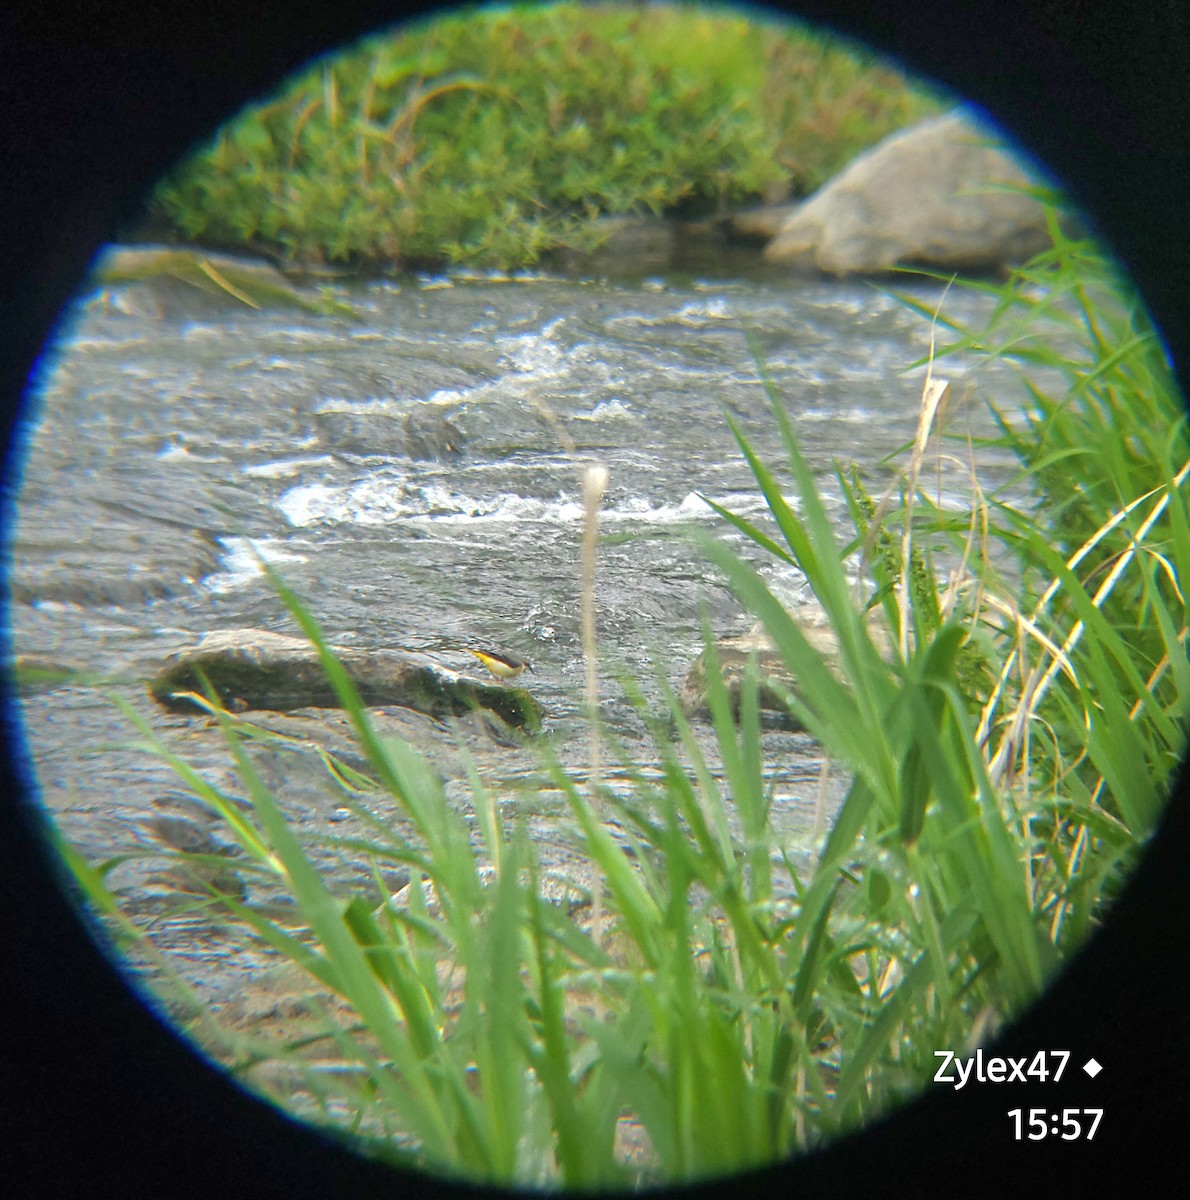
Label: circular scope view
xmin=4 ymin=2 xmax=1185 ymax=1188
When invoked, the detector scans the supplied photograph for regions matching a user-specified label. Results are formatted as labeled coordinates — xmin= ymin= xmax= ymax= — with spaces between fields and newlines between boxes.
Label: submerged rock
xmin=8 ymin=515 xmax=222 ymax=607
xmin=313 ymin=409 xmax=408 ymax=456
xmin=403 ymin=410 xmax=466 ymax=461
xmin=312 ymin=407 xmax=465 ymax=460
xmin=150 ymin=628 xmax=543 ymax=731
xmin=765 ymin=109 xmax=1053 ymax=276
xmin=681 ymin=606 xmax=891 ymax=730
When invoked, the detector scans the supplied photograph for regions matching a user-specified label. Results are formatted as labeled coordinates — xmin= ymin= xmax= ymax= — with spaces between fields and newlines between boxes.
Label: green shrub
xmin=895 ymin=216 xmax=1187 ymax=871
xmin=146 ymin=1 xmax=940 ymax=268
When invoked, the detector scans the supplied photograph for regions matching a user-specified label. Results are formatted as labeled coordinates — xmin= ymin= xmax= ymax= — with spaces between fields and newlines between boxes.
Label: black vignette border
xmin=1 ymin=1 xmax=1188 ymax=1195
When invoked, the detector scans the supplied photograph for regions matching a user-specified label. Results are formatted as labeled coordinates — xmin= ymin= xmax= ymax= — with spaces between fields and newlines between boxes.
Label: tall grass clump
xmin=144 ymin=1 xmax=939 ymax=269
xmin=892 ymin=211 xmax=1187 ymax=937
xmin=58 ymin=221 xmax=1183 ymax=1187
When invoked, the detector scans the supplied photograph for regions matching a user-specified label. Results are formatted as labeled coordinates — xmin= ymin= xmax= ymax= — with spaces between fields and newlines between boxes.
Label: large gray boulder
xmin=765 ymin=110 xmax=1053 ymax=276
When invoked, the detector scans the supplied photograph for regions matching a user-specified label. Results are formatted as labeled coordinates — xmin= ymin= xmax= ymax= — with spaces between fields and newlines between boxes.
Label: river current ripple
xmin=6 ymin=261 xmax=1027 ymax=985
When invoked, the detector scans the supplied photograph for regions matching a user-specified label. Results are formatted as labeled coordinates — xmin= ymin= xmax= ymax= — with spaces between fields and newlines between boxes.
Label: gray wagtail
xmin=466 ymin=648 xmax=533 ymax=682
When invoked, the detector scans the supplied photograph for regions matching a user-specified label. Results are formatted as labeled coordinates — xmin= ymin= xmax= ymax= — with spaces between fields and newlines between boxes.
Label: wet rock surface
xmin=150 ymin=627 xmax=544 ymax=730
xmin=8 ymin=510 xmax=224 ymax=606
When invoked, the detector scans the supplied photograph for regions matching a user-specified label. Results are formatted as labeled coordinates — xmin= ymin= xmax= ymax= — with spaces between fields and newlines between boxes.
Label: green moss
xmin=398 ymin=664 xmax=544 ymax=732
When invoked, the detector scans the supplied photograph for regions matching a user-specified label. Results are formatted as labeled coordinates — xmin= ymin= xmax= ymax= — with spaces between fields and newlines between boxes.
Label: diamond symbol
xmin=1083 ymin=1058 xmax=1102 ymax=1077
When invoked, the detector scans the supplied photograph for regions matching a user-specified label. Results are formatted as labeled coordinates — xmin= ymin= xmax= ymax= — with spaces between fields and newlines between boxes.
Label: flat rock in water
xmin=8 ymin=514 xmax=222 ymax=607
xmin=9 ymin=424 xmax=242 ymax=606
xmin=765 ymin=109 xmax=1053 ymax=276
xmin=680 ymin=626 xmax=819 ymax=732
xmin=150 ymin=628 xmax=543 ymax=731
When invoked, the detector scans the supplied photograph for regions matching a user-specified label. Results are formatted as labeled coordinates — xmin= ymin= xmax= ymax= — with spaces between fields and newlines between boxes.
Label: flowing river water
xmin=5 ymin=255 xmax=1029 ymax=1074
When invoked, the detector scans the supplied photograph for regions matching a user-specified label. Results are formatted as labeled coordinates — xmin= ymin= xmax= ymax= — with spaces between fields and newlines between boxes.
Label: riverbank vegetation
xmin=142 ymin=1 xmax=940 ymax=270
xmin=59 ymin=220 xmax=1186 ymax=1186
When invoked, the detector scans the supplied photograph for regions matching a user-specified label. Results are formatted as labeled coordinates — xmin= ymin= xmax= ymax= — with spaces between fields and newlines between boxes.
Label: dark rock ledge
xmin=149 ymin=628 xmax=543 ymax=732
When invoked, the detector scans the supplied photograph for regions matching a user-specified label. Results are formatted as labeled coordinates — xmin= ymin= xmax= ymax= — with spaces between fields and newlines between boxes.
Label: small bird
xmin=466 ymin=648 xmax=533 ymax=682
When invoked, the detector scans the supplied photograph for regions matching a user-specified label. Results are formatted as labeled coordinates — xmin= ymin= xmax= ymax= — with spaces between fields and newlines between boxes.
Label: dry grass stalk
xmin=978 ymin=455 xmax=1190 ymax=787
xmin=581 ymin=464 xmax=609 ymax=955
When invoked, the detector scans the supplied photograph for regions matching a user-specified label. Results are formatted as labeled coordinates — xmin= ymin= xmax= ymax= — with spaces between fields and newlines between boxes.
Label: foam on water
xmin=275 ymin=472 xmax=757 ymax=530
xmin=204 ymin=536 xmax=309 ymax=593
xmin=605 ymin=296 xmax=738 ymax=331
xmin=242 ymin=454 xmax=336 ymax=478
xmin=574 ymin=398 xmax=635 ymax=422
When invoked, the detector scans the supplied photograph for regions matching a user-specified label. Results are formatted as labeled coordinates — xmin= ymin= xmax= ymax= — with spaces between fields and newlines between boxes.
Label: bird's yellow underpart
xmin=467 ymin=648 xmax=532 ymax=680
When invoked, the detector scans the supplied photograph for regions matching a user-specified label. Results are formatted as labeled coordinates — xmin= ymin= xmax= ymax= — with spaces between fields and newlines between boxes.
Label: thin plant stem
xmin=581 ymin=463 xmax=609 ymax=955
